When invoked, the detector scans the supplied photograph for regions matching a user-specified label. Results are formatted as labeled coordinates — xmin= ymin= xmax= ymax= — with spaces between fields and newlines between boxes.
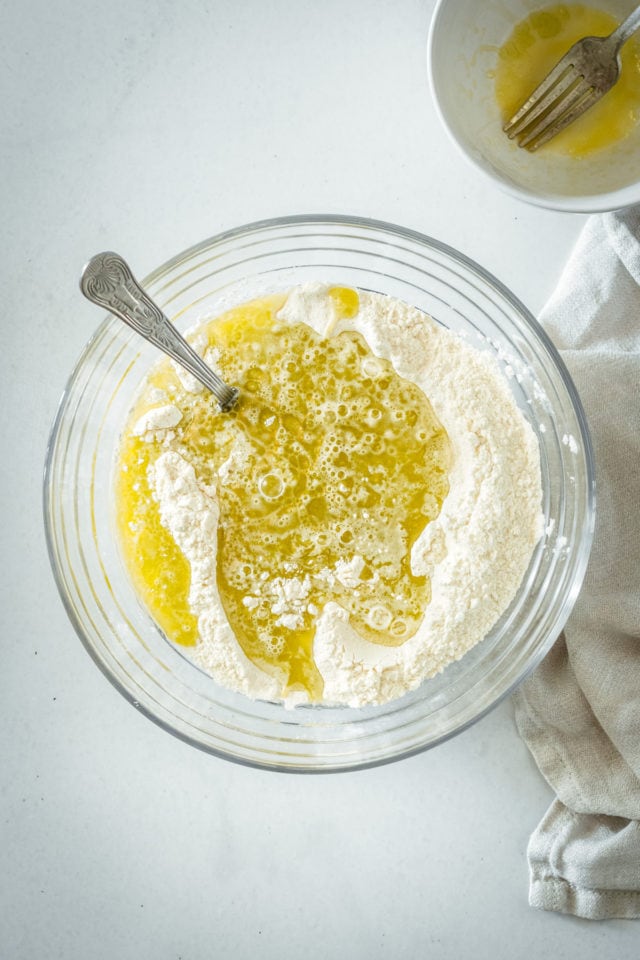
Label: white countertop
xmin=2 ymin=0 xmax=637 ymax=956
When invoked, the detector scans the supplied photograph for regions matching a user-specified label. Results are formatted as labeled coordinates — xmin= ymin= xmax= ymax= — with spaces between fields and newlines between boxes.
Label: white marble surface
xmin=2 ymin=0 xmax=637 ymax=956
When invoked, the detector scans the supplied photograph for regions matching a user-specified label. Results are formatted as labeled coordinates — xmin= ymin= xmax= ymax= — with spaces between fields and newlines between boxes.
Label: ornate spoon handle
xmin=80 ymin=252 xmax=239 ymax=411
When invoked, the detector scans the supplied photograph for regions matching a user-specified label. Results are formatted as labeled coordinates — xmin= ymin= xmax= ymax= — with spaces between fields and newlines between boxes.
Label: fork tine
xmin=517 ymin=76 xmax=593 ymax=147
xmin=503 ymin=47 xmax=581 ymax=135
xmin=504 ymin=67 xmax=582 ymax=139
xmin=503 ymin=65 xmax=578 ymax=138
xmin=523 ymin=85 xmax=600 ymax=150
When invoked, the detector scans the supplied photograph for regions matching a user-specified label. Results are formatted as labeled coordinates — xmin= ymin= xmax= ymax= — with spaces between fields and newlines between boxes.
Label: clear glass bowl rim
xmin=43 ymin=213 xmax=596 ymax=772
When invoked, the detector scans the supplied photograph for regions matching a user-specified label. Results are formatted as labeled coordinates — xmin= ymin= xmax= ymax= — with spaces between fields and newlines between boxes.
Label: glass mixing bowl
xmin=44 ymin=215 xmax=595 ymax=772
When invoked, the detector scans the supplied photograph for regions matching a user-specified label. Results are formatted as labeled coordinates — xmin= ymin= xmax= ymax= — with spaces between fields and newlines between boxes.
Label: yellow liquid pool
xmin=115 ymin=290 xmax=450 ymax=701
xmin=495 ymin=3 xmax=640 ymax=156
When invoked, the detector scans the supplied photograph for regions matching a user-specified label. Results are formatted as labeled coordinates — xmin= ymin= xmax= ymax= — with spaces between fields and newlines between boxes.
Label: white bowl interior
xmin=429 ymin=0 xmax=640 ymax=210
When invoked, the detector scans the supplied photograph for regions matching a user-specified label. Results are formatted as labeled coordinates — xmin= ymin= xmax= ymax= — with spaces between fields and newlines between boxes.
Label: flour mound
xmin=147 ymin=285 xmax=543 ymax=708
xmin=149 ymin=451 xmax=286 ymax=701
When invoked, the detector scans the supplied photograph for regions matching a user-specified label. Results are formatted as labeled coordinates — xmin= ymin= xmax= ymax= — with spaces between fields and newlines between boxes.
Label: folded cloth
xmin=513 ymin=207 xmax=640 ymax=921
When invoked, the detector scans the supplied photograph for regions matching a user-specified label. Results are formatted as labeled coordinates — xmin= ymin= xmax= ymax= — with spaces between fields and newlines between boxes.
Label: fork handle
xmin=610 ymin=3 xmax=640 ymax=49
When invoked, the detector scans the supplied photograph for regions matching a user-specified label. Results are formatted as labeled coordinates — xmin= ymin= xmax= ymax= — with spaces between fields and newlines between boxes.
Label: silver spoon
xmin=80 ymin=252 xmax=239 ymax=411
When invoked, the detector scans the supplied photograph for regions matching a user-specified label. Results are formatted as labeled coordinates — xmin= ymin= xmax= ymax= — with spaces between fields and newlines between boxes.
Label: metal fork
xmin=503 ymin=4 xmax=640 ymax=151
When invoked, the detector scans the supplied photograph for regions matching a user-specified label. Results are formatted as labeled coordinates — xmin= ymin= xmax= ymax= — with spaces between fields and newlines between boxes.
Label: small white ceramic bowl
xmin=428 ymin=0 xmax=640 ymax=212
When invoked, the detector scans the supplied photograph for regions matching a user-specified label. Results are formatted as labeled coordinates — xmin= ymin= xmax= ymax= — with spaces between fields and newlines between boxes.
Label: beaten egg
xmin=494 ymin=3 xmax=640 ymax=156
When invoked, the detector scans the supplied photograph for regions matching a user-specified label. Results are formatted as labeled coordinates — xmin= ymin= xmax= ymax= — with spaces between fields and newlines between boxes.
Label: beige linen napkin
xmin=513 ymin=208 xmax=640 ymax=921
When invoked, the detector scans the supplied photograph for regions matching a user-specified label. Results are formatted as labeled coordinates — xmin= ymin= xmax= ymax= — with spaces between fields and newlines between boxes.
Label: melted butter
xmin=495 ymin=3 xmax=640 ymax=156
xmin=116 ymin=290 xmax=450 ymax=701
xmin=116 ymin=434 xmax=199 ymax=647
xmin=328 ymin=285 xmax=360 ymax=319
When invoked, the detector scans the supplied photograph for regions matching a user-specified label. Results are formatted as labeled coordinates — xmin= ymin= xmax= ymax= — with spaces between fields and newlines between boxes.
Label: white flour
xmin=147 ymin=284 xmax=543 ymax=707
xmin=133 ymin=403 xmax=182 ymax=443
